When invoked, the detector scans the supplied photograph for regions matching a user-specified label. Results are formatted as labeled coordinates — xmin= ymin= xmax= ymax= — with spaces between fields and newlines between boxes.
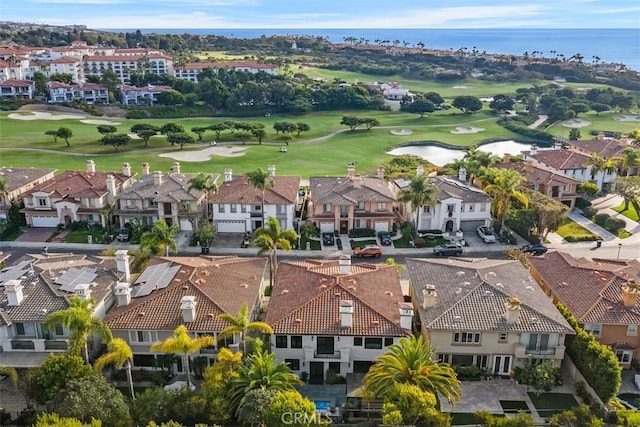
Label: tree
xmin=620 ymin=147 xmax=640 ymax=176
xmin=217 ymin=303 xmax=274 ymax=355
xmin=362 ymin=117 xmax=380 ymax=130
xmin=96 ymin=125 xmax=117 ymax=136
xmin=521 ymin=189 xmax=569 ymax=239
xmin=190 ymin=126 xmax=208 ymax=141
xmin=166 ymin=132 xmax=195 ymax=150
xmin=57 ymin=127 xmax=73 ymax=147
xmin=237 ymin=389 xmax=278 ymax=426
xmin=100 ymin=133 xmax=131 ymax=152
xmin=483 ymin=167 xmax=528 ymax=233
xmin=340 ymin=115 xmax=362 ymax=131
xmin=45 ymin=129 xmax=59 ymax=143
xmin=24 ymin=354 xmax=93 ymax=404
xmin=139 ymin=219 xmax=179 ymax=256
xmin=452 ymin=95 xmax=483 ymax=113
xmin=156 ymin=89 xmax=185 ymax=106
xmin=253 ymin=216 xmax=297 ymax=287
xmin=263 ymin=390 xmax=317 ymax=427
xmin=0 ymin=365 xmax=18 ymax=388
xmin=94 ymin=338 xmax=135 ymax=400
xmin=150 ymin=325 xmax=215 ymax=389
xmin=577 ymin=182 xmax=600 ymax=197
xmin=424 ymin=91 xmax=444 ymax=106
xmin=235 ymin=130 xmax=253 ymax=144
xmin=187 ymin=173 xmax=217 ymax=221
xmin=513 ymin=358 xmax=560 ymax=394
xmin=383 ymin=383 xmax=445 ymax=426
xmin=202 ymin=348 xmax=242 ymax=425
xmin=130 ymin=123 xmax=159 ymax=147
xmin=246 ymin=167 xmax=274 ymax=225
xmin=586 ymin=153 xmax=619 ymax=187
xmin=397 ymin=174 xmax=438 ymax=230
xmin=295 ymin=122 xmax=310 ymax=136
xmin=363 ymin=335 xmax=461 ymax=404
xmin=34 ymin=413 xmax=102 ymax=427
xmin=489 ymin=94 xmax=515 ymax=112
xmin=613 ymin=176 xmax=640 ymax=211
xmin=549 ymin=405 xmax=604 ymax=427
xmin=159 ymin=122 xmax=185 ymax=135
xmin=252 ymin=127 xmax=267 ymax=143
xmin=402 ymin=99 xmax=436 ymax=118
xmin=568 ymin=128 xmax=581 ymax=140
xmin=209 ymin=122 xmax=229 ymax=139
xmin=44 ymin=295 xmax=113 ymax=363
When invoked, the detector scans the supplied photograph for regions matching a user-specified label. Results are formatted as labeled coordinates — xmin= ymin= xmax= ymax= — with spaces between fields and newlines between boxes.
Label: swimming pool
xmin=314 ymin=400 xmax=332 ymax=411
xmin=618 ymin=393 xmax=640 ymax=409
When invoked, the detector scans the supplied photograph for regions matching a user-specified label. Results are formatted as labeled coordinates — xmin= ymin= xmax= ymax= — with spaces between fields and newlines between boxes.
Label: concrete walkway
xmin=528 ymin=114 xmax=548 ymax=129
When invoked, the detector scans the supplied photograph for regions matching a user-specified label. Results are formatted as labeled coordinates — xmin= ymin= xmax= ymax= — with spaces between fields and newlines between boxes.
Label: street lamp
xmin=617 ymin=243 xmax=622 ymax=259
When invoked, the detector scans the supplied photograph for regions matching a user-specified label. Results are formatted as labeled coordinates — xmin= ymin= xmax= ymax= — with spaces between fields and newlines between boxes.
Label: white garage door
xmin=31 ymin=216 xmax=59 ymax=227
xmin=179 ymin=220 xmax=193 ymax=231
xmin=374 ymin=221 xmax=389 ymax=233
xmin=216 ymin=220 xmax=246 ymax=233
xmin=320 ymin=222 xmax=334 ymax=233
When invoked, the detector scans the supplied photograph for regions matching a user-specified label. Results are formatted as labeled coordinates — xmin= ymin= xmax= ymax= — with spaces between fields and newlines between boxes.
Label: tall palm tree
xmin=94 ymin=338 xmax=135 ymax=400
xmin=217 ymin=303 xmax=274 ymax=355
xmin=253 ymin=216 xmax=297 ymax=286
xmin=229 ymin=342 xmax=303 ymax=413
xmin=363 ymin=335 xmax=461 ymax=404
xmin=0 ymin=365 xmax=18 ymax=388
xmin=44 ymin=295 xmax=113 ymax=364
xmin=397 ymin=174 xmax=438 ymax=230
xmin=620 ymin=147 xmax=640 ymax=176
xmin=140 ymin=219 xmax=179 ymax=256
xmin=483 ymin=168 xmax=528 ymax=233
xmin=188 ymin=173 xmax=218 ymax=221
xmin=246 ymin=168 xmax=274 ymax=225
xmin=586 ymin=154 xmax=619 ymax=188
xmin=150 ymin=324 xmax=215 ymax=389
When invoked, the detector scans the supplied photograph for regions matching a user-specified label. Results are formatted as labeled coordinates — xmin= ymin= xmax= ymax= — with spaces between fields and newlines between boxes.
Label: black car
xmin=322 ymin=232 xmax=335 ymax=246
xmin=522 ymin=243 xmax=548 ymax=255
xmin=378 ymin=232 xmax=392 ymax=246
xmin=433 ymin=243 xmax=463 ymax=256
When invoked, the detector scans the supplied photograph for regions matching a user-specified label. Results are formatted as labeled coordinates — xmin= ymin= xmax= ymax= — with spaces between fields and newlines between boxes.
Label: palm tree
xmin=363 ymin=335 xmax=461 ymax=404
xmin=397 ymin=174 xmax=438 ymax=230
xmin=139 ymin=219 xmax=179 ymax=256
xmin=217 ymin=303 xmax=274 ymax=355
xmin=620 ymin=147 xmax=640 ymax=176
xmin=586 ymin=154 xmax=619 ymax=188
xmin=0 ymin=365 xmax=18 ymax=388
xmin=188 ymin=173 xmax=218 ymax=221
xmin=229 ymin=342 xmax=303 ymax=412
xmin=44 ymin=295 xmax=113 ymax=364
xmin=246 ymin=168 xmax=274 ymax=225
xmin=483 ymin=168 xmax=528 ymax=233
xmin=150 ymin=325 xmax=215 ymax=389
xmin=94 ymin=338 xmax=135 ymax=400
xmin=253 ymin=216 xmax=297 ymax=286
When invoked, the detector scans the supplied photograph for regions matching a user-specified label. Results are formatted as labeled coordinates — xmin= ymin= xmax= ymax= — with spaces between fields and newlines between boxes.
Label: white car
xmin=477 ymin=226 xmax=496 ymax=243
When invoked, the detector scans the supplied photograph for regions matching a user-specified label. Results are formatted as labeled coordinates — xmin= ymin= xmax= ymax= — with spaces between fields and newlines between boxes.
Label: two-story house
xmin=308 ymin=165 xmax=396 ymax=234
xmin=0 ymin=251 xmax=129 ymax=367
xmin=209 ymin=166 xmax=300 ymax=233
xmin=394 ymin=167 xmax=493 ymax=233
xmin=21 ymin=160 xmax=134 ymax=227
xmin=104 ymin=255 xmax=268 ymax=373
xmin=0 ymin=79 xmax=35 ymax=99
xmin=529 ymin=251 xmax=640 ymax=368
xmin=47 ymin=81 xmax=110 ymax=104
xmin=118 ymin=84 xmax=173 ymax=105
xmin=265 ymin=255 xmax=412 ymax=384
xmin=566 ymin=132 xmax=630 ymax=190
xmin=0 ymin=167 xmax=56 ymax=219
xmin=115 ymin=162 xmax=215 ymax=231
xmin=407 ymin=257 xmax=574 ymax=376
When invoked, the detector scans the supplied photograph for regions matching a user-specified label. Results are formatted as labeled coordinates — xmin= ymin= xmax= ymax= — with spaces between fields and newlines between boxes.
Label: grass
xmin=350 ymin=239 xmax=378 ymax=248
xmin=527 ymin=392 xmax=579 ymax=418
xmin=613 ymin=201 xmax=640 ymax=222
xmin=556 ymin=218 xmax=600 ymax=241
xmin=618 ymin=229 xmax=632 ymax=239
xmin=546 ymin=110 xmax=640 ymax=140
xmin=500 ymin=400 xmax=530 ymax=413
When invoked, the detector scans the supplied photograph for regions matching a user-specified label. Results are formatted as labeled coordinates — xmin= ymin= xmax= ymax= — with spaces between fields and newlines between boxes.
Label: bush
xmin=593 ymin=213 xmax=610 ymax=226
xmin=604 ymin=217 xmax=626 ymax=234
xmin=348 ymin=227 xmax=376 ymax=238
xmin=577 ymin=182 xmax=600 ymax=197
xmin=575 ymin=197 xmax=592 ymax=210
xmin=564 ymin=234 xmax=600 ymax=242
xmin=497 ymin=117 xmax=554 ymax=142
xmin=453 ymin=365 xmax=481 ymax=381
xmin=582 ymin=206 xmax=597 ymax=219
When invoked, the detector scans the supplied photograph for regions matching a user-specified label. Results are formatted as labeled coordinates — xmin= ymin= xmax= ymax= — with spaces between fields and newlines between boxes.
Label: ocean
xmin=104 ymin=28 xmax=640 ymax=71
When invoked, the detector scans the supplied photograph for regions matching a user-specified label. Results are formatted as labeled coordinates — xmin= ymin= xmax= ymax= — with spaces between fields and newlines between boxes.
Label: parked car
xmin=521 ymin=243 xmax=548 ymax=255
xmin=322 ymin=232 xmax=335 ymax=246
xmin=378 ymin=232 xmax=392 ymax=246
xmin=116 ymin=227 xmax=131 ymax=242
xmin=433 ymin=243 xmax=463 ymax=256
xmin=353 ymin=245 xmax=382 ymax=258
xmin=477 ymin=226 xmax=496 ymax=243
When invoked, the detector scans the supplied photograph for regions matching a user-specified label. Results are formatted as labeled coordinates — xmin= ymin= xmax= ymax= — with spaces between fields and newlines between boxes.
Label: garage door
xmin=319 ymin=222 xmax=334 ymax=233
xmin=31 ymin=216 xmax=59 ymax=227
xmin=179 ymin=220 xmax=193 ymax=231
xmin=216 ymin=220 xmax=246 ymax=233
xmin=374 ymin=221 xmax=389 ymax=233
xmin=460 ymin=220 xmax=486 ymax=232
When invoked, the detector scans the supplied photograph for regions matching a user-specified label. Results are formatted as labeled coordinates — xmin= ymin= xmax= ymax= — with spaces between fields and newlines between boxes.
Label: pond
xmin=387 ymin=140 xmax=535 ymax=166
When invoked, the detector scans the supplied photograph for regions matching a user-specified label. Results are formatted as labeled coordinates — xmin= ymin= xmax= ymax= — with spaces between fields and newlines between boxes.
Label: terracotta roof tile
xmin=523 ymin=149 xmax=591 ymax=170
xmin=210 ymin=175 xmax=300 ymax=205
xmin=310 ymin=176 xmax=395 ymax=205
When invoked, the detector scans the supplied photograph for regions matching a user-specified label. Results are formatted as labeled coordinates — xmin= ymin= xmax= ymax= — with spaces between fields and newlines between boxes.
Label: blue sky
xmin=8 ymin=0 xmax=640 ymax=29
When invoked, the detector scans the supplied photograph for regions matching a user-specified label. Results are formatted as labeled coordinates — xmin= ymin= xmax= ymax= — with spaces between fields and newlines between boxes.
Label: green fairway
xmin=546 ymin=111 xmax=640 ymax=139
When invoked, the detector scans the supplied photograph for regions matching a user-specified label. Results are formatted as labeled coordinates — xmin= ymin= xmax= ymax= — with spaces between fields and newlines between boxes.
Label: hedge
xmin=497 ymin=117 xmax=554 ymax=142
xmin=555 ymin=302 xmax=621 ymax=402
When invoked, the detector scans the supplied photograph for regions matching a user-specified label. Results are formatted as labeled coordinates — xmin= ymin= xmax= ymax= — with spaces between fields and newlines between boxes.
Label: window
xmin=316 ymin=337 xmax=334 ymax=354
xmin=437 ymin=353 xmax=451 ymax=364
xmin=328 ymin=362 xmax=340 ymax=374
xmin=15 ymin=323 xmax=25 ymax=335
xmin=364 ymin=338 xmax=383 ymax=349
xmin=323 ymin=204 xmax=331 ymax=213
xmin=357 ymin=202 xmax=365 ymax=209
xmin=291 ymin=335 xmax=302 ymax=348
xmin=451 ymin=354 xmax=474 ymax=366
xmin=277 ymin=205 xmax=286 ymax=214
xmin=217 ymin=335 xmax=234 ymax=348
xmin=340 ymin=206 xmax=348 ymax=215
xmin=480 ymin=203 xmax=486 ymax=212
xmin=38 ymin=198 xmax=47 ymax=207
xmin=230 ymin=204 xmax=237 ymax=213
xmin=285 ymin=359 xmax=300 ymax=371
xmin=475 ymin=355 xmax=488 ymax=369
xmin=616 ymin=350 xmax=632 ymax=364
xmin=453 ymin=331 xmax=481 ymax=344
xmin=275 ymin=335 xmax=288 ymax=348
xmin=130 ymin=330 xmax=158 ymax=343
xmin=218 ymin=204 xmax=225 ymax=213
xmin=354 ymin=337 xmax=363 ymax=346
xmin=498 ymin=333 xmax=508 ymax=342
xmin=88 ymin=198 xmax=96 ymax=207
xmin=583 ymin=323 xmax=602 ymax=337
xmin=384 ymin=337 xmax=394 ymax=347
xmin=54 ymin=324 xmax=64 ymax=336
xmin=241 ymin=204 xmax=247 ymax=213
xmin=468 ymin=204 xmax=474 ymax=212
xmin=422 ymin=205 xmax=431 ymax=214
xmin=377 ymin=202 xmax=387 ymax=210
xmin=254 ymin=205 xmax=261 ymax=211
xmin=126 ymin=199 xmax=135 ymax=208
xmin=627 ymin=325 xmax=638 ymax=336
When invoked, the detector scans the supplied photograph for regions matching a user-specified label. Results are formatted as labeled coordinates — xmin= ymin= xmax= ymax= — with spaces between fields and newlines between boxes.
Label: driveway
xmin=14 ymin=227 xmax=55 ymax=242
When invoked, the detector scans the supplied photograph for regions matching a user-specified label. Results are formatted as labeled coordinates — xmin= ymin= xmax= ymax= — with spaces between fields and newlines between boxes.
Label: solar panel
xmin=0 ymin=261 xmax=32 ymax=286
xmin=56 ymin=267 xmax=98 ymax=293
xmin=132 ymin=263 xmax=180 ymax=298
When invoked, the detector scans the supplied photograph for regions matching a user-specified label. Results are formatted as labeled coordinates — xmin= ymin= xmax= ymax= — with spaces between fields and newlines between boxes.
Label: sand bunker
xmin=8 ymin=111 xmax=86 ymax=120
xmin=80 ymin=119 xmax=122 ymax=125
xmin=452 ymin=85 xmax=469 ymax=89
xmin=562 ymin=118 xmax=591 ymax=128
xmin=159 ymin=146 xmax=248 ymax=162
xmin=451 ymin=126 xmax=485 ymax=134
xmin=614 ymin=115 xmax=640 ymax=121
xmin=390 ymin=129 xmax=413 ymax=136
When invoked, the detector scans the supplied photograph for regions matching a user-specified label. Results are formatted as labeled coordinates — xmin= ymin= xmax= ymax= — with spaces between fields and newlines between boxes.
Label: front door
xmin=340 ymin=220 xmax=348 ymax=234
xmin=445 ymin=220 xmax=454 ymax=232
xmin=493 ymin=355 xmax=512 ymax=376
xmin=310 ymin=362 xmax=324 ymax=385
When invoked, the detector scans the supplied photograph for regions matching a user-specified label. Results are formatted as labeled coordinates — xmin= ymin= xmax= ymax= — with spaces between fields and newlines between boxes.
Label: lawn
xmin=613 ymin=202 xmax=640 ymax=222
xmin=527 ymin=392 xmax=579 ymax=418
xmin=546 ymin=110 xmax=640 ymax=140
xmin=350 ymin=239 xmax=378 ymax=248
xmin=556 ymin=218 xmax=600 ymax=242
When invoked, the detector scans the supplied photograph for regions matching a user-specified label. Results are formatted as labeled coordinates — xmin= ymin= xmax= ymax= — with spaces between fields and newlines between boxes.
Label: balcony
xmin=516 ymin=344 xmax=562 ymax=358
xmin=250 ymin=211 xmax=262 ymax=218
xmin=44 ymin=340 xmax=68 ymax=350
xmin=313 ymin=351 xmax=341 ymax=359
xmin=11 ymin=340 xmax=35 ymax=350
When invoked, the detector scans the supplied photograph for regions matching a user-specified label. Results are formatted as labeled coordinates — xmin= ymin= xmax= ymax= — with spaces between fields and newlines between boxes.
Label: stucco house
xmin=0 ymin=167 xmax=56 ymax=219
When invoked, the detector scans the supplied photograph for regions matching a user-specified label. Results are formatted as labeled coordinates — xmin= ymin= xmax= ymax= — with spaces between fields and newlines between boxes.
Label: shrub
xmin=604 ymin=217 xmax=626 ymax=234
xmin=564 ymin=234 xmax=600 ymax=242
xmin=453 ymin=365 xmax=481 ymax=381
xmin=577 ymin=182 xmax=600 ymax=197
xmin=348 ymin=227 xmax=376 ymax=238
xmin=593 ymin=213 xmax=610 ymax=226
xmin=575 ymin=197 xmax=592 ymax=210
xmin=582 ymin=206 xmax=597 ymax=219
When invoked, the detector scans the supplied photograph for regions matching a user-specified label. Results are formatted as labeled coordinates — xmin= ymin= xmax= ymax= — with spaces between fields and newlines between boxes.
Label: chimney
xmin=347 ymin=163 xmax=355 ymax=179
xmin=339 ymin=254 xmax=351 ymax=275
xmin=105 ymin=174 xmax=117 ymax=200
xmin=114 ymin=282 xmax=131 ymax=306
xmin=458 ymin=167 xmax=467 ymax=182
xmin=622 ymin=279 xmax=640 ymax=307
xmin=620 ymin=134 xmax=629 ymax=145
xmin=416 ymin=165 xmax=424 ymax=177
xmin=399 ymin=302 xmax=414 ymax=330
xmin=268 ymin=165 xmax=276 ymax=177
xmin=224 ymin=168 xmax=233 ymax=182
xmin=141 ymin=162 xmax=150 ymax=176
xmin=86 ymin=160 xmax=96 ymax=173
xmin=503 ymin=154 xmax=511 ymax=163
xmin=74 ymin=283 xmax=92 ymax=302
xmin=525 ymin=160 xmax=533 ymax=172
xmin=171 ymin=162 xmax=181 ymax=174
xmin=597 ymin=132 xmax=605 ymax=141
xmin=115 ymin=249 xmax=131 ymax=282
xmin=180 ymin=296 xmax=197 ymax=322
xmin=422 ymin=284 xmax=437 ymax=309
xmin=339 ymin=300 xmax=354 ymax=327
xmin=5 ymin=280 xmax=24 ymax=306
xmin=122 ymin=162 xmax=132 ymax=177
xmin=504 ymin=297 xmax=522 ymax=324
xmin=153 ymin=171 xmax=163 ymax=186
xmin=529 ymin=145 xmax=538 ymax=155
xmin=377 ymin=166 xmax=385 ymax=179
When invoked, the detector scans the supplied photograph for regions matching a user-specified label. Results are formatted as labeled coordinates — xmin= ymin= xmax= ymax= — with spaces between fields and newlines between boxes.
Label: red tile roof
xmin=494 ymin=161 xmax=579 ymax=186
xmin=24 ymin=169 xmax=131 ymax=199
xmin=523 ymin=149 xmax=591 ymax=170
xmin=210 ymin=175 xmax=300 ymax=205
